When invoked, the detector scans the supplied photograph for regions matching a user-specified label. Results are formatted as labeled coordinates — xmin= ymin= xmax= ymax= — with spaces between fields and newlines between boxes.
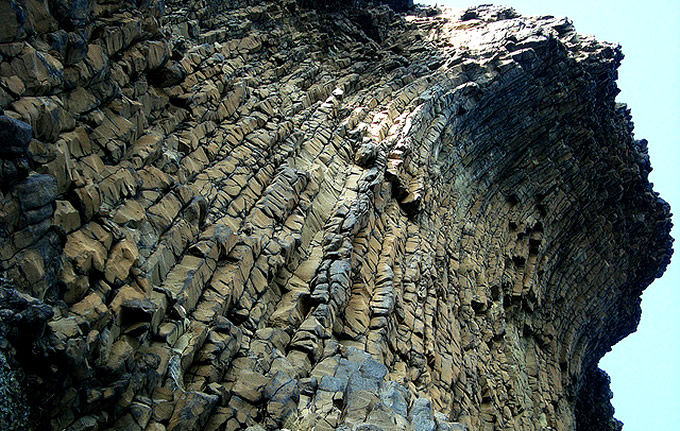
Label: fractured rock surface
xmin=0 ymin=1 xmax=673 ymax=430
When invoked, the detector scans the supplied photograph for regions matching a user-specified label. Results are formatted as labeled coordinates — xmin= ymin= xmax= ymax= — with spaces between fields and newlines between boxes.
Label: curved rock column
xmin=0 ymin=2 xmax=672 ymax=431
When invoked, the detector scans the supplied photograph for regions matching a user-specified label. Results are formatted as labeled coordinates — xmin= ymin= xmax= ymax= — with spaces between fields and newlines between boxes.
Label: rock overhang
xmin=0 ymin=1 xmax=672 ymax=430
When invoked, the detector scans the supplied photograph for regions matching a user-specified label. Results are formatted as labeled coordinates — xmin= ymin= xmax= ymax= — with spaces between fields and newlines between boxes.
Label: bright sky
xmin=418 ymin=1 xmax=680 ymax=429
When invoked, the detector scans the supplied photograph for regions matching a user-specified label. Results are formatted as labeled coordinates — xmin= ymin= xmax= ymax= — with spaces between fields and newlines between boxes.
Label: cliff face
xmin=0 ymin=1 xmax=672 ymax=430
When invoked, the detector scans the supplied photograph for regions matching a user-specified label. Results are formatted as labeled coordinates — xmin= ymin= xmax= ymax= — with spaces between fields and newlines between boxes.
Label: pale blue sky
xmin=418 ymin=0 xmax=680 ymax=429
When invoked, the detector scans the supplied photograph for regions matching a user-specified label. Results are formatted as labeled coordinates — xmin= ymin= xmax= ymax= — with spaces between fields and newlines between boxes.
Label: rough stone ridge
xmin=0 ymin=1 xmax=673 ymax=430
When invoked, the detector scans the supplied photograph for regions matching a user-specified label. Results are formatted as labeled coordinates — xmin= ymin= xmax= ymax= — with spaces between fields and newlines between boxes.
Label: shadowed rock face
xmin=0 ymin=1 xmax=672 ymax=430
xmin=304 ymin=0 xmax=414 ymax=12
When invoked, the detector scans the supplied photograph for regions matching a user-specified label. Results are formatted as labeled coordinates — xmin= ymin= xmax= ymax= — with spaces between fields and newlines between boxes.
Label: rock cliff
xmin=0 ymin=1 xmax=673 ymax=430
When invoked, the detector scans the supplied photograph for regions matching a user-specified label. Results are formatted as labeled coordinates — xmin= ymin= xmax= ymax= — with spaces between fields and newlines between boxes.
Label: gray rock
xmin=335 ymin=356 xmax=362 ymax=382
xmin=360 ymin=358 xmax=388 ymax=381
xmin=23 ymin=204 xmax=55 ymax=225
xmin=379 ymin=381 xmax=409 ymax=418
xmin=434 ymin=412 xmax=466 ymax=431
xmin=319 ymin=375 xmax=346 ymax=392
xmin=353 ymin=425 xmax=384 ymax=431
xmin=265 ymin=372 xmax=300 ymax=426
xmin=167 ymin=391 xmax=218 ymax=431
xmin=50 ymin=0 xmax=92 ymax=29
xmin=330 ymin=259 xmax=352 ymax=285
xmin=65 ymin=32 xmax=88 ymax=65
xmin=409 ymin=398 xmax=436 ymax=431
xmin=0 ymin=116 xmax=32 ymax=157
xmin=299 ymin=377 xmax=318 ymax=395
xmin=347 ymin=370 xmax=380 ymax=395
xmin=0 ymin=350 xmax=30 ymax=431
xmin=355 ymin=142 xmax=377 ymax=167
xmin=16 ymin=174 xmax=58 ymax=211
xmin=265 ymin=371 xmax=299 ymax=401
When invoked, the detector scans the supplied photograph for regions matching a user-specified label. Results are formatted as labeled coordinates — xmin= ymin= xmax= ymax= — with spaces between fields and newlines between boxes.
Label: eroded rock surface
xmin=0 ymin=1 xmax=672 ymax=430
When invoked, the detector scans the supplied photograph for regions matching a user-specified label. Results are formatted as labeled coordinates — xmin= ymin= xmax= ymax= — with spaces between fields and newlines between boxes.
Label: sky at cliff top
xmin=419 ymin=0 xmax=680 ymax=429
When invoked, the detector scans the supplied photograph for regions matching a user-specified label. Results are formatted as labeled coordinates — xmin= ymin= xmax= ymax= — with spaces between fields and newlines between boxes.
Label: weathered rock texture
xmin=0 ymin=1 xmax=673 ymax=430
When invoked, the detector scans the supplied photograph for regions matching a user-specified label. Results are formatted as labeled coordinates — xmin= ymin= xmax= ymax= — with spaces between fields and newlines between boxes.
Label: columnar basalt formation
xmin=0 ymin=1 xmax=672 ymax=431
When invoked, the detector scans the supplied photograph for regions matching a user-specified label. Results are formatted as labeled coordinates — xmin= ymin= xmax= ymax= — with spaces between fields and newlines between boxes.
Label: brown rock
xmin=7 ymin=44 xmax=63 ymax=94
xmin=72 ymin=181 xmax=102 ymax=221
xmin=53 ymin=200 xmax=80 ymax=233
xmin=105 ymin=238 xmax=139 ymax=284
xmin=0 ymin=2 xmax=25 ymax=42
xmin=64 ymin=227 xmax=108 ymax=274
xmin=232 ymin=370 xmax=269 ymax=404
xmin=0 ymin=4 xmax=671 ymax=431
xmin=167 ymin=391 xmax=219 ymax=431
xmin=71 ymin=292 xmax=110 ymax=331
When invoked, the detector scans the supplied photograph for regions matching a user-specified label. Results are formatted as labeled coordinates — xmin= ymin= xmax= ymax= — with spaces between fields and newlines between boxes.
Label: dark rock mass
xmin=0 ymin=0 xmax=673 ymax=430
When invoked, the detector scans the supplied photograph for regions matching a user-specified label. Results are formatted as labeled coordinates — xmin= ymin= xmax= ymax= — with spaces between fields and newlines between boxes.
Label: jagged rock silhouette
xmin=0 ymin=1 xmax=672 ymax=430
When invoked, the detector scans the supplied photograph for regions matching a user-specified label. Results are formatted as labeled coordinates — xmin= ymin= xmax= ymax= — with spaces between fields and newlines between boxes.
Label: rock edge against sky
xmin=0 ymin=1 xmax=672 ymax=430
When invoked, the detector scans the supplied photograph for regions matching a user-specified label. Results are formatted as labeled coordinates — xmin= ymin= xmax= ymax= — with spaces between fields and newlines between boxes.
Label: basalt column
xmin=0 ymin=2 xmax=672 ymax=431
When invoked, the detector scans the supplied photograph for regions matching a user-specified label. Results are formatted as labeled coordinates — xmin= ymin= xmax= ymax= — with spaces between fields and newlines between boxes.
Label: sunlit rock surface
xmin=0 ymin=1 xmax=672 ymax=430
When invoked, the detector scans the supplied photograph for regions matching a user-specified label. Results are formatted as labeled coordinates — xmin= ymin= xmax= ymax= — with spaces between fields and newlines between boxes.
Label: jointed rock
xmin=0 ymin=1 xmax=672 ymax=431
